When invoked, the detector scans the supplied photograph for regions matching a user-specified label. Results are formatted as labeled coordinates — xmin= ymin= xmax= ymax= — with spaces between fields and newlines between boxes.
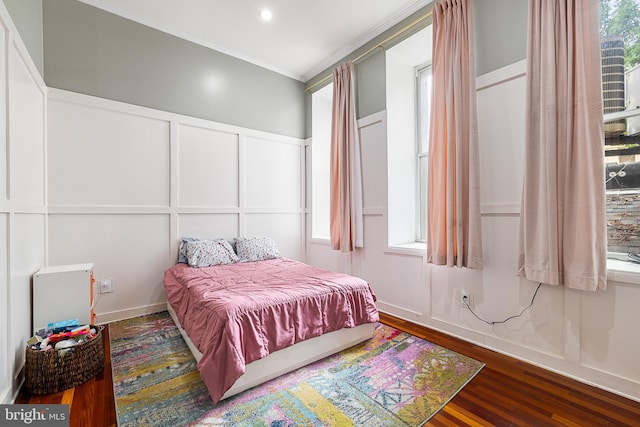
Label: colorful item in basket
xmin=54 ymin=339 xmax=76 ymax=349
xmin=33 ymin=325 xmax=97 ymax=350
xmin=48 ymin=318 xmax=80 ymax=333
xmin=46 ymin=329 xmax=91 ymax=344
xmin=26 ymin=335 xmax=42 ymax=346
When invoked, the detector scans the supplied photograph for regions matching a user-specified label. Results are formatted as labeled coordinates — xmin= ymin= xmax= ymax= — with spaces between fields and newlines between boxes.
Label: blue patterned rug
xmin=110 ymin=311 xmax=484 ymax=426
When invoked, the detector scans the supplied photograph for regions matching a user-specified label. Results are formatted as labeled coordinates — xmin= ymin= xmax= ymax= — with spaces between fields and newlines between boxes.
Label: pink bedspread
xmin=163 ymin=258 xmax=379 ymax=404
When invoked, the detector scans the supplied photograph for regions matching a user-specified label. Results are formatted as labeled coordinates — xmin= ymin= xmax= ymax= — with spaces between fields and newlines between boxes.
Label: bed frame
xmin=167 ymin=303 xmax=375 ymax=400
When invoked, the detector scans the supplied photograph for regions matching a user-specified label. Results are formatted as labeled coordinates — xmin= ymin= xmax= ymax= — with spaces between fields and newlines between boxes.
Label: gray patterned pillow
xmin=234 ymin=237 xmax=281 ymax=262
xmin=178 ymin=237 xmax=236 ymax=263
xmin=178 ymin=237 xmax=198 ymax=263
xmin=185 ymin=239 xmax=239 ymax=267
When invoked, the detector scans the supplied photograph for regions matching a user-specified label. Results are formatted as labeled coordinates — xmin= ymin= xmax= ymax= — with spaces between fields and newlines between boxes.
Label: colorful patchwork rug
xmin=110 ymin=311 xmax=484 ymax=426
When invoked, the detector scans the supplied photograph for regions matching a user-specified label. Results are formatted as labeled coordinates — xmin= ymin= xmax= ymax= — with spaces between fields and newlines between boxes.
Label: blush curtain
xmin=330 ymin=62 xmax=363 ymax=252
xmin=427 ymin=0 xmax=483 ymax=269
xmin=518 ymin=0 xmax=606 ymax=291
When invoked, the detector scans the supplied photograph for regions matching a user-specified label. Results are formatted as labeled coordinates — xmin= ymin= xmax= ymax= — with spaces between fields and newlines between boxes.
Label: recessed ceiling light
xmin=259 ymin=9 xmax=272 ymax=21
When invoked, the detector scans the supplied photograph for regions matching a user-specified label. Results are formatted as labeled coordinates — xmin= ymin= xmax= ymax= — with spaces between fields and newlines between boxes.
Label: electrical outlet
xmin=100 ymin=279 xmax=113 ymax=294
xmin=460 ymin=292 xmax=472 ymax=308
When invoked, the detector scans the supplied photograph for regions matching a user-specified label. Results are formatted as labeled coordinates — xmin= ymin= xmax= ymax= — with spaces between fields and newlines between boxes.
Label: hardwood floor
xmin=15 ymin=325 xmax=117 ymax=427
xmin=380 ymin=313 xmax=640 ymax=426
xmin=14 ymin=313 xmax=640 ymax=426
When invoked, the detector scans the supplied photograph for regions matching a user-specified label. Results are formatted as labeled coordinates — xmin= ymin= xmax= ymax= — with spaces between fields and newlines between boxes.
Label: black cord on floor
xmin=463 ymin=282 xmax=543 ymax=325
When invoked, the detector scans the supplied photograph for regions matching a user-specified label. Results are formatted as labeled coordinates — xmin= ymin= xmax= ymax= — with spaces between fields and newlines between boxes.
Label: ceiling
xmin=78 ymin=0 xmax=432 ymax=82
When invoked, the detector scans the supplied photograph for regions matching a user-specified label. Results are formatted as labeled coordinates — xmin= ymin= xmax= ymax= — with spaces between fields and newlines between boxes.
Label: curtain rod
xmin=304 ymin=10 xmax=433 ymax=93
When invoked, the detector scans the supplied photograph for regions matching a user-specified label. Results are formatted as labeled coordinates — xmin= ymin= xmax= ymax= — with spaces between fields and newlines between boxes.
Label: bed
xmin=163 ymin=237 xmax=379 ymax=404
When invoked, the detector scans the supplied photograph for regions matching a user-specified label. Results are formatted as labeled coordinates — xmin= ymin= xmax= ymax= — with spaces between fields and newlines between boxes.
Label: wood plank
xmin=60 ymin=388 xmax=74 ymax=406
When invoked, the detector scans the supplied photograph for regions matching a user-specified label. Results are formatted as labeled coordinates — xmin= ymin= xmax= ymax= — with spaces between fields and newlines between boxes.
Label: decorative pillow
xmin=178 ymin=237 xmax=198 ymax=263
xmin=234 ymin=237 xmax=281 ymax=262
xmin=185 ymin=239 xmax=239 ymax=267
xmin=178 ymin=237 xmax=237 ymax=263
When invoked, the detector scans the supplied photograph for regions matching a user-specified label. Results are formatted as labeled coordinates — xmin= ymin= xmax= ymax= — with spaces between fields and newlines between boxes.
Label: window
xmin=310 ymin=83 xmax=333 ymax=240
xmin=386 ymin=25 xmax=432 ymax=247
xmin=600 ymin=0 xmax=640 ymax=256
xmin=416 ymin=65 xmax=432 ymax=242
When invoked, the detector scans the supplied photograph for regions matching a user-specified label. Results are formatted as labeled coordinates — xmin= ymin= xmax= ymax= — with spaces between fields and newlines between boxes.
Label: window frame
xmin=415 ymin=62 xmax=432 ymax=243
xmin=310 ymin=82 xmax=334 ymax=241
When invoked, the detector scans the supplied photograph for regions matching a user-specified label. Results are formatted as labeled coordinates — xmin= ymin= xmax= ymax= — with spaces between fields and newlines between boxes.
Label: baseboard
xmin=0 ymin=386 xmax=11 ymax=404
xmin=94 ymin=302 xmax=168 ymax=324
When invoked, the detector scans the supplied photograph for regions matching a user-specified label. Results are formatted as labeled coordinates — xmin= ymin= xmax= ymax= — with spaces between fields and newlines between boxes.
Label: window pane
xmin=418 ymin=67 xmax=432 ymax=154
xmin=600 ymin=0 xmax=640 ymax=255
xmin=416 ymin=65 xmax=432 ymax=242
xmin=418 ymin=154 xmax=428 ymax=242
xmin=311 ymin=83 xmax=333 ymax=240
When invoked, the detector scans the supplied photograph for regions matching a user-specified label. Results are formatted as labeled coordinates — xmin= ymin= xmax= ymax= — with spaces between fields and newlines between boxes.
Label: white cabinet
xmin=32 ymin=263 xmax=95 ymax=332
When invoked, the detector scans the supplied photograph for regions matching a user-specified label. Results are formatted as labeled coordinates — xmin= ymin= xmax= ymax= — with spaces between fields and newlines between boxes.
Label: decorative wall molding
xmin=0 ymin=1 xmax=47 ymax=404
xmin=46 ymin=89 xmax=306 ymax=327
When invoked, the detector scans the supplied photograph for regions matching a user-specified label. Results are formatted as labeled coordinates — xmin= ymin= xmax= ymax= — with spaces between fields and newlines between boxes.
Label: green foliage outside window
xmin=600 ymin=0 xmax=640 ymax=69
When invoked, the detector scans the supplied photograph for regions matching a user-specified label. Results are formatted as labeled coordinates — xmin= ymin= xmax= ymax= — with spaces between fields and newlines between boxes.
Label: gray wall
xmin=474 ymin=0 xmax=528 ymax=76
xmin=356 ymin=52 xmax=387 ymax=119
xmin=304 ymin=0 xmax=528 ymax=137
xmin=43 ymin=0 xmax=305 ymax=138
xmin=2 ymin=0 xmax=43 ymax=76
xmin=8 ymin=0 xmax=527 ymax=139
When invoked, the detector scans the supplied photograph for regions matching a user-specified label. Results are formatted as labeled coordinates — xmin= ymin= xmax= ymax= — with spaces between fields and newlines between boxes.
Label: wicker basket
xmin=24 ymin=326 xmax=104 ymax=395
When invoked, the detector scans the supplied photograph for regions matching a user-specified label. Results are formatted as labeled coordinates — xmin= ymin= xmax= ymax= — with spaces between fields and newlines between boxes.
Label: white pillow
xmin=185 ymin=239 xmax=239 ymax=267
xmin=234 ymin=237 xmax=281 ymax=262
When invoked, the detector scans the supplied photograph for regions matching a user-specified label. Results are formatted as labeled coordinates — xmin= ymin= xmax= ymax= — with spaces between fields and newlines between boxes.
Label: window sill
xmin=379 ymin=248 xmax=640 ymax=285
xmin=607 ymin=257 xmax=640 ymax=285
xmin=309 ymin=237 xmax=330 ymax=245
xmin=385 ymin=242 xmax=426 ymax=257
xmin=313 ymin=241 xmax=640 ymax=284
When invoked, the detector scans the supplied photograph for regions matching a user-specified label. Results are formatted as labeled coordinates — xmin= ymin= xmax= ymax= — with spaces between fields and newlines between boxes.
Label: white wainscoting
xmin=178 ymin=125 xmax=238 ymax=208
xmin=306 ymin=61 xmax=640 ymax=402
xmin=9 ymin=46 xmax=45 ymax=206
xmin=0 ymin=19 xmax=5 ymax=203
xmin=0 ymin=2 xmax=47 ymax=404
xmin=358 ymin=112 xmax=387 ymax=216
xmin=47 ymin=89 xmax=305 ymax=324
xmin=0 ymin=213 xmax=6 ymax=403
xmin=476 ymin=60 xmax=526 ymax=215
xmin=48 ymin=102 xmax=171 ymax=207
